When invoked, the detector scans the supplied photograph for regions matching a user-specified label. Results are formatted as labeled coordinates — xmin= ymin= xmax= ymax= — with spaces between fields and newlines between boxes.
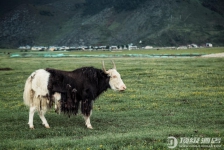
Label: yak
xmin=23 ymin=61 xmax=126 ymax=129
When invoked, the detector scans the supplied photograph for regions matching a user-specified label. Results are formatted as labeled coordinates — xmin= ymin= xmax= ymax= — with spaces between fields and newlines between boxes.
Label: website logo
xmin=167 ymin=136 xmax=222 ymax=149
xmin=167 ymin=136 xmax=178 ymax=149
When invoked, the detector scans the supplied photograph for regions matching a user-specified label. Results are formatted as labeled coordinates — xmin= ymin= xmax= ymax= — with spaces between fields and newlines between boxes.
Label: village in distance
xmin=18 ymin=43 xmax=213 ymax=52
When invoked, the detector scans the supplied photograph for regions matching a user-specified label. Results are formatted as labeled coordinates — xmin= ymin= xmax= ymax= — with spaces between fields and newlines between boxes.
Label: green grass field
xmin=0 ymin=48 xmax=223 ymax=149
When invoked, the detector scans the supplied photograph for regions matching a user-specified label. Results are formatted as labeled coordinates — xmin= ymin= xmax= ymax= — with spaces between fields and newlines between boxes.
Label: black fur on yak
xmin=46 ymin=67 xmax=110 ymax=117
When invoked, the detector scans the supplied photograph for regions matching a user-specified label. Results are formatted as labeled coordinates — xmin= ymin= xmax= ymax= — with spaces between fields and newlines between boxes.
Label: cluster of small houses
xmin=18 ymin=45 xmax=139 ymax=51
xmin=176 ymin=43 xmax=213 ymax=50
xmin=18 ymin=43 xmax=213 ymax=51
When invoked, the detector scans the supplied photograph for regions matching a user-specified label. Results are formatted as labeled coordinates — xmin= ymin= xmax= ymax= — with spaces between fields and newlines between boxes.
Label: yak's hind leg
xmin=38 ymin=96 xmax=50 ymax=128
xmin=28 ymin=102 xmax=50 ymax=129
xmin=39 ymin=111 xmax=50 ymax=128
xmin=28 ymin=106 xmax=36 ymax=129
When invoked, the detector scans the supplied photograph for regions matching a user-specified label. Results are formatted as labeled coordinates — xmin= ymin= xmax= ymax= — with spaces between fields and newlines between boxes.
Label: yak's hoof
xmin=29 ymin=126 xmax=35 ymax=129
xmin=87 ymin=125 xmax=93 ymax=129
xmin=42 ymin=123 xmax=50 ymax=128
xmin=45 ymin=125 xmax=50 ymax=129
xmin=43 ymin=124 xmax=50 ymax=128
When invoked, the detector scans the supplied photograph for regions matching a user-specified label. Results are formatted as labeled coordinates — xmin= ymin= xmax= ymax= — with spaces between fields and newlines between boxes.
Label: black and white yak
xmin=23 ymin=61 xmax=126 ymax=129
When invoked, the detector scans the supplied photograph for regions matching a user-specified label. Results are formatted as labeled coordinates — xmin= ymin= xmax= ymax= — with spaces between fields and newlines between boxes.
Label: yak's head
xmin=102 ymin=61 xmax=126 ymax=91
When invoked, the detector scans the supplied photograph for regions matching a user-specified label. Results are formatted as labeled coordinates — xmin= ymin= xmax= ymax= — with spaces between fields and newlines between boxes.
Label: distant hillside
xmin=0 ymin=0 xmax=224 ymax=48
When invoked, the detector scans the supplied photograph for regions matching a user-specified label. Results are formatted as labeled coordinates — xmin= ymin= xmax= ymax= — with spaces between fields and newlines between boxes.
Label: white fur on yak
xmin=23 ymin=61 xmax=126 ymax=129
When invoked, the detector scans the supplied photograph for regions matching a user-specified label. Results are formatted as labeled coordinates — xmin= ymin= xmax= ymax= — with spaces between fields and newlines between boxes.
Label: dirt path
xmin=201 ymin=53 xmax=224 ymax=58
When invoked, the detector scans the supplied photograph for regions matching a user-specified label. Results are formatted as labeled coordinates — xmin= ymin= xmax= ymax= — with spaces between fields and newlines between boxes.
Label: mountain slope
xmin=0 ymin=0 xmax=223 ymax=48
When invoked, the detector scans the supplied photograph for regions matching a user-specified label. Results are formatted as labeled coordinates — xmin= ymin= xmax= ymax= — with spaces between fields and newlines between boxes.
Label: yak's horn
xmin=111 ymin=60 xmax=116 ymax=70
xmin=102 ymin=61 xmax=108 ymax=74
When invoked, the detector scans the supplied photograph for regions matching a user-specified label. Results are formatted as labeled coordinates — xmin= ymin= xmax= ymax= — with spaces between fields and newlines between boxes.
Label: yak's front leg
xmin=83 ymin=110 xmax=93 ymax=129
xmin=53 ymin=92 xmax=61 ymax=114
xmin=81 ymin=99 xmax=93 ymax=129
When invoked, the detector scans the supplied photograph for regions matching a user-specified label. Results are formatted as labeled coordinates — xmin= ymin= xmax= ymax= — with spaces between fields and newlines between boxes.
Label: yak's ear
xmin=106 ymin=71 xmax=112 ymax=77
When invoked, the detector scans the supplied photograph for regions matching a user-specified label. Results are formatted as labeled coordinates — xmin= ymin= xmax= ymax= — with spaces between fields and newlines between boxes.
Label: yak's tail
xmin=23 ymin=72 xmax=36 ymax=106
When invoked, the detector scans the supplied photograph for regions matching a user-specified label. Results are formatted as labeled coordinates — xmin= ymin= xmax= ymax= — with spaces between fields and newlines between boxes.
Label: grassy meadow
xmin=0 ymin=48 xmax=224 ymax=149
